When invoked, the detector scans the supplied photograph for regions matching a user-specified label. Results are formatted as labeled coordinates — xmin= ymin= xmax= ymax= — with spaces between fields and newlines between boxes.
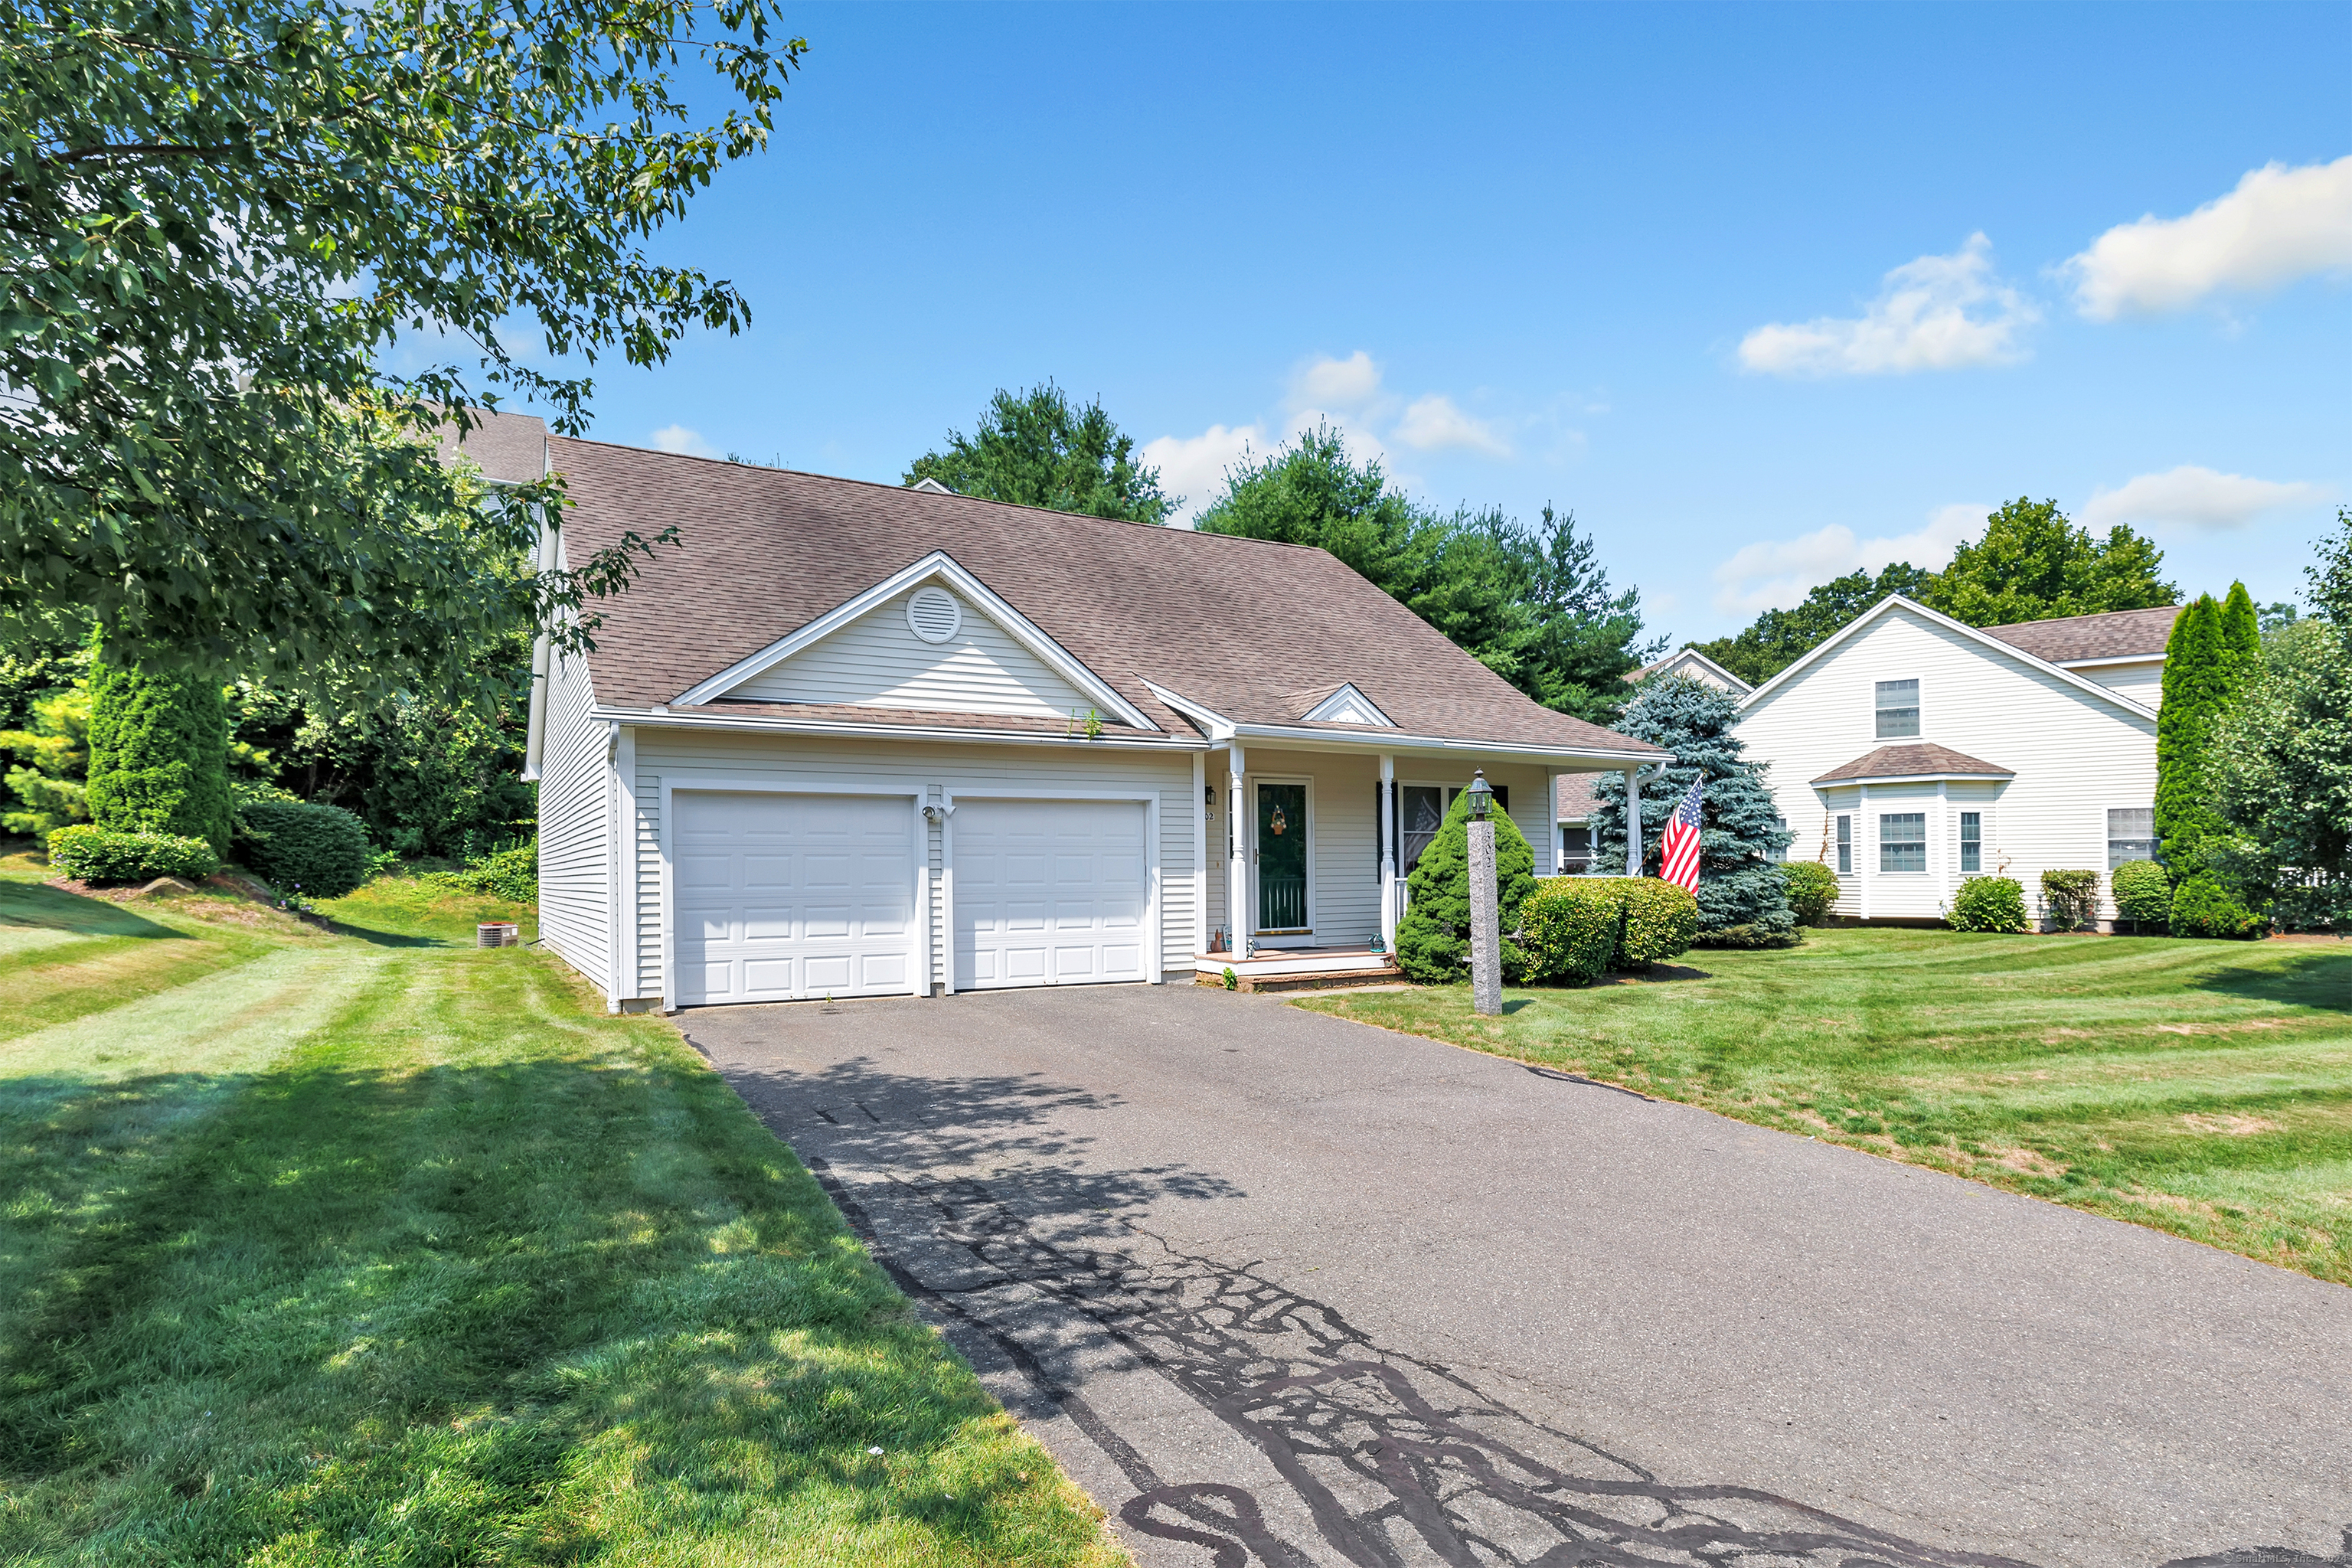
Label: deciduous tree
xmin=1687 ymin=563 xmax=1935 ymax=686
xmin=1922 ymin=499 xmax=2174 ymax=626
xmin=904 ymin=384 xmax=1174 ymax=524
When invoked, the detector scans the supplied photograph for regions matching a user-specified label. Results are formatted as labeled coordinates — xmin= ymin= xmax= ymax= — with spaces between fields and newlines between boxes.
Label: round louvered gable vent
xmin=906 ymin=586 xmax=962 ymax=644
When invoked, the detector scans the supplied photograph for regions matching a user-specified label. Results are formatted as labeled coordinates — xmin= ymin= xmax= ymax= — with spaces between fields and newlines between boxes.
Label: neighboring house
xmin=1555 ymin=773 xmax=1599 ymax=872
xmin=517 ymin=433 xmax=1670 ymax=1010
xmin=1734 ymin=596 xmax=2177 ymax=929
xmin=1629 ymin=648 xmax=1753 ymax=696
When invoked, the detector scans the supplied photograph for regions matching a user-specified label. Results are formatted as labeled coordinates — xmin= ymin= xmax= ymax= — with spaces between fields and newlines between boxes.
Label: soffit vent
xmin=906 ymin=585 xmax=963 ymax=644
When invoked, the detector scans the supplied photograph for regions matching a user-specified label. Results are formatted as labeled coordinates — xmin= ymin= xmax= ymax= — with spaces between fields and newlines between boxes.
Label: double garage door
xmin=673 ymin=790 xmax=1148 ymax=1006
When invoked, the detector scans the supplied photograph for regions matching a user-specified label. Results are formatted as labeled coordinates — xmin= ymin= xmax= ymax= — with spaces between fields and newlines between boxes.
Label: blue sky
xmin=563 ymin=2 xmax=2350 ymax=644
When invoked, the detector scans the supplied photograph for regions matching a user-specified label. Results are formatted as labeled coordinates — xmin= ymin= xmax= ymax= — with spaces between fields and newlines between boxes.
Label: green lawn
xmin=0 ymin=857 xmax=1124 ymax=1566
xmin=1300 ymin=927 xmax=2352 ymax=1284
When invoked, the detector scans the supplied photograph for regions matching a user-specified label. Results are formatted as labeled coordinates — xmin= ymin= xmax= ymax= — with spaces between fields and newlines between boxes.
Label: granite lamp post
xmin=1465 ymin=769 xmax=1503 ymax=1017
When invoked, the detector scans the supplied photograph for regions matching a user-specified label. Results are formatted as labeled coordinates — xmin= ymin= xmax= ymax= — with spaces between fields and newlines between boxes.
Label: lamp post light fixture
xmin=1465 ymin=770 xmax=1502 ymax=1015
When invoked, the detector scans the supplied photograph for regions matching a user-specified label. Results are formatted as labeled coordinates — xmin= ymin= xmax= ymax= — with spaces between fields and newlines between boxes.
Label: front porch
xmin=1191 ymin=944 xmax=1400 ymax=993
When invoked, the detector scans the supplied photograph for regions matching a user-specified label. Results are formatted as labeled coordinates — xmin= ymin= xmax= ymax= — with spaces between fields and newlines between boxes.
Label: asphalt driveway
xmin=686 ymin=984 xmax=2351 ymax=1568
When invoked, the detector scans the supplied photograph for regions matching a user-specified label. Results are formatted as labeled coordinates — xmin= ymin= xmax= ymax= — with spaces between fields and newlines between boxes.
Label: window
xmin=1880 ymin=812 xmax=1926 ymax=873
xmin=1768 ymin=814 xmax=1788 ymax=863
xmin=2107 ymin=807 xmax=2155 ymax=869
xmin=1561 ymin=825 xmax=1592 ymax=874
xmin=1959 ymin=811 xmax=1982 ymax=874
xmin=1400 ymin=786 xmax=1445 ymax=874
xmin=1835 ymin=815 xmax=1852 ymax=874
xmin=1875 ymin=678 xmax=1921 ymax=739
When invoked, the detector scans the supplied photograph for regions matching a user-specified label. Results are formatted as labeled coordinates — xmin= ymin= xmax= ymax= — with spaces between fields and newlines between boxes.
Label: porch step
xmin=1195 ymin=964 xmax=1406 ymax=995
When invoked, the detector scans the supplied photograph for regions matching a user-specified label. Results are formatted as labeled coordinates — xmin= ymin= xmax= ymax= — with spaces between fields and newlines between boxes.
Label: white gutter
xmin=594 ymin=704 xmax=1212 ymax=751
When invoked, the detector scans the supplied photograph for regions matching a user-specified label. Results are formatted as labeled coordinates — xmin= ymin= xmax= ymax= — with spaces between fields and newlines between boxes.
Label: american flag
xmin=1658 ymin=778 xmax=1704 ymax=892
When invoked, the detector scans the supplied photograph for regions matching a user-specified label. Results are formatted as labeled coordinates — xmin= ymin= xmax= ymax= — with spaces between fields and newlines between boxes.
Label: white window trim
xmin=1877 ymin=809 xmax=1930 ymax=875
xmin=1873 ymin=676 xmax=1924 ymax=742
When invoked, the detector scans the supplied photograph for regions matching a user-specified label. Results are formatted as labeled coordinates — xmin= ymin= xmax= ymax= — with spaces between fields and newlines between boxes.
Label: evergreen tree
xmin=1590 ymin=676 xmax=1795 ymax=944
xmin=2218 ymin=580 xmax=2262 ymax=688
xmin=1393 ymin=787 xmax=1538 ymax=984
xmin=86 ymin=637 xmax=233 ymax=857
xmin=2155 ymin=594 xmax=2229 ymax=871
xmin=905 ymin=383 xmax=1174 ymax=524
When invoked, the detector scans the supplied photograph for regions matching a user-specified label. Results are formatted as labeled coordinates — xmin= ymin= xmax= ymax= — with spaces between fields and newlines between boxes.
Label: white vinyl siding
xmin=1740 ymin=603 xmax=2158 ymax=926
xmin=724 ymin=586 xmax=1095 ymax=720
xmin=2073 ymin=658 xmax=2165 ymax=708
xmin=536 ymin=645 xmax=610 ymax=993
xmin=628 ymin=730 xmax=1195 ymax=1003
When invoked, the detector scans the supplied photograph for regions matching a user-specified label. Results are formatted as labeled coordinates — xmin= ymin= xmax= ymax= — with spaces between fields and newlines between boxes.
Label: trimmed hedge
xmin=1519 ymin=880 xmax=1619 ymax=985
xmin=238 ymin=800 xmax=373 ymax=898
xmin=1519 ymin=876 xmax=1698 ymax=984
xmin=47 ymin=824 xmax=218 ymax=884
xmin=2111 ymin=860 xmax=2173 ymax=933
xmin=1949 ymin=875 xmax=2028 ymax=933
xmin=1779 ymin=860 xmax=1840 ymax=925
xmin=2040 ymin=869 xmax=2102 ymax=933
xmin=2169 ymin=874 xmax=2262 ymax=939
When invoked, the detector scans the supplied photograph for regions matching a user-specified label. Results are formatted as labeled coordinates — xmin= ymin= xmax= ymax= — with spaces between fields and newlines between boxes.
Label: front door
xmin=1256 ymin=781 xmax=1308 ymax=932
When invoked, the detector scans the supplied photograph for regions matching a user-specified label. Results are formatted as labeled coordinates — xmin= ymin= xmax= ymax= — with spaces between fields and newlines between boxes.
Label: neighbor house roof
xmin=1811 ymin=743 xmax=2015 ymax=785
xmin=1627 ymin=647 xmax=1753 ymax=694
xmin=1557 ymin=773 xmax=1602 ymax=821
xmin=546 ymin=439 xmax=1667 ymax=758
xmin=1981 ymin=604 xmax=2179 ymax=664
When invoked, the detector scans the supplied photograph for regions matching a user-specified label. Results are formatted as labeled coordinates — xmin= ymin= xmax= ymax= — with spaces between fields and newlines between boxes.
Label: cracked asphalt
xmin=683 ymin=983 xmax=2352 ymax=1568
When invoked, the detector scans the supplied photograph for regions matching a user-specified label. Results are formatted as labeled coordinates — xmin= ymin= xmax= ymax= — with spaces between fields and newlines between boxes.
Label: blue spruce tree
xmin=1591 ymin=675 xmax=1796 ymax=946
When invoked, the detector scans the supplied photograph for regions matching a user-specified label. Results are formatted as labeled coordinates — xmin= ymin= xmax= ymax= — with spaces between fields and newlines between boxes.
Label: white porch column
xmin=1857 ymin=781 xmax=1872 ymax=923
xmin=1378 ymin=753 xmax=1397 ymax=949
xmin=1227 ymin=743 xmax=1248 ymax=951
xmin=1624 ymin=767 xmax=1643 ymax=877
xmin=1546 ymin=769 xmax=1563 ymax=875
xmin=1192 ymin=752 xmax=1208 ymax=957
xmin=1935 ymin=779 xmax=1950 ymax=909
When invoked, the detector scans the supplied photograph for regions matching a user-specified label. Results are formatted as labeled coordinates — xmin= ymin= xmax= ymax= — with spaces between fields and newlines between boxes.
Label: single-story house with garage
xmin=498 ymin=425 xmax=1671 ymax=1009
xmin=1733 ymin=594 xmax=2177 ymax=929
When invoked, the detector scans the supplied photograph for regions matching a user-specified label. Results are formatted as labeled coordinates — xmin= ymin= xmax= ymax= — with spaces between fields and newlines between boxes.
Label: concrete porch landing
xmin=1192 ymin=944 xmax=1403 ymax=992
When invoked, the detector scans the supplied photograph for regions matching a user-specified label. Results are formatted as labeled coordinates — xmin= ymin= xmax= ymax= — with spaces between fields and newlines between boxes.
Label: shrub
xmin=237 ymin=800 xmax=373 ymax=897
xmin=1949 ymin=875 xmax=2028 ymax=933
xmin=425 ymin=838 xmax=539 ymax=903
xmin=87 ymin=640 xmax=234 ymax=857
xmin=1395 ymin=791 xmax=1537 ymax=985
xmin=2168 ymin=874 xmax=2263 ymax=939
xmin=1606 ymin=877 xmax=1701 ymax=964
xmin=2039 ymin=869 xmax=2102 ymax=932
xmin=1779 ymin=860 xmax=1840 ymax=925
xmin=1520 ymin=880 xmax=1619 ymax=985
xmin=46 ymin=824 xmax=218 ymax=884
xmin=2111 ymin=860 xmax=2173 ymax=933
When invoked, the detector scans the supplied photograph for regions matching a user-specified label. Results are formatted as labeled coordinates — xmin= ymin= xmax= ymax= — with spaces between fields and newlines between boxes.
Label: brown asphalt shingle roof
xmin=1982 ymin=604 xmax=2179 ymax=663
xmin=436 ymin=410 xmax=549 ymax=485
xmin=1556 ymin=773 xmax=1602 ymax=820
xmin=1811 ymin=743 xmax=2014 ymax=785
xmin=548 ymin=438 xmax=1664 ymax=756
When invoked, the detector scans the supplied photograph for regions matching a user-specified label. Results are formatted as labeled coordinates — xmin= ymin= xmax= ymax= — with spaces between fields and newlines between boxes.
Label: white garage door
xmin=955 ymin=798 xmax=1150 ymax=990
xmin=674 ymin=791 xmax=917 ymax=1006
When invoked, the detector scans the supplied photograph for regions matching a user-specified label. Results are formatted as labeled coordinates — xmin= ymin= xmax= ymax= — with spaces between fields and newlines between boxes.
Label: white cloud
xmin=1138 ymin=423 xmax=1267 ymax=524
xmin=651 ymin=423 xmax=721 ymax=459
xmin=1738 ymin=234 xmax=2040 ymax=377
xmin=2081 ymin=466 xmax=2325 ymax=532
xmin=2066 ymin=155 xmax=2352 ymax=320
xmin=1711 ymin=503 xmax=1988 ymax=616
xmin=1391 ymin=394 xmax=1511 ymax=456
xmin=1292 ymin=350 xmax=1383 ymax=412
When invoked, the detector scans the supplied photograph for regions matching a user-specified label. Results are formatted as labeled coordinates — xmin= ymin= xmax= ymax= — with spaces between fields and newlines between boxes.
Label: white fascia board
xmin=593 ymin=704 xmax=1207 ymax=751
xmin=671 ymin=550 xmax=1156 ymax=730
xmin=1139 ymin=680 xmax=1235 ymax=740
xmin=1656 ymin=648 xmax=1753 ymax=694
xmin=1811 ymin=772 xmax=2014 ymax=789
xmin=1229 ymin=720 xmax=1665 ymax=765
xmin=1737 ymin=595 xmax=2160 ymax=723
xmin=2055 ymin=652 xmax=2167 ymax=670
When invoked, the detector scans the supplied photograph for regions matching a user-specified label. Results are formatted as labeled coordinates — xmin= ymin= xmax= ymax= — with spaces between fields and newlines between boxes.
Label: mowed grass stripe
xmin=1303 ymin=927 xmax=2352 ymax=1284
xmin=0 ymin=880 xmax=1125 ymax=1567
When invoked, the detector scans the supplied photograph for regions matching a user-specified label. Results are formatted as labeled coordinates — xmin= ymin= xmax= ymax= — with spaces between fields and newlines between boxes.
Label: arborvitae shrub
xmin=2111 ymin=861 xmax=2173 ymax=933
xmin=1394 ymin=790 xmax=1537 ymax=985
xmin=1949 ymin=875 xmax=2028 ymax=933
xmin=2169 ymin=874 xmax=2262 ymax=939
xmin=85 ymin=644 xmax=233 ymax=858
xmin=2040 ymin=869 xmax=2102 ymax=931
xmin=238 ymin=800 xmax=372 ymax=897
xmin=46 ymin=825 xmax=218 ymax=884
xmin=1779 ymin=861 xmax=1840 ymax=925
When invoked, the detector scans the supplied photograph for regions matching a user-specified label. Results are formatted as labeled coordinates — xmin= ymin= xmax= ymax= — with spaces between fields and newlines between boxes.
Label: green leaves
xmin=903 ymin=382 xmax=1175 ymax=526
xmin=1921 ymin=498 xmax=2176 ymax=626
xmin=1 ymin=0 xmax=803 ymax=697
